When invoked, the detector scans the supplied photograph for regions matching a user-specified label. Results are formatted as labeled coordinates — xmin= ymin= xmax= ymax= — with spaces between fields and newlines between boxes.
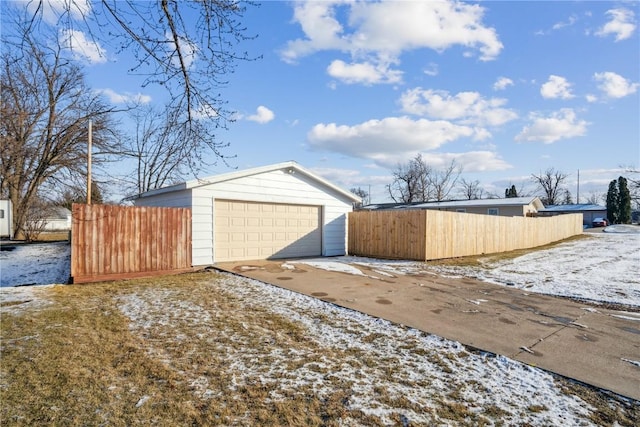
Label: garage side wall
xmin=191 ymin=169 xmax=353 ymax=265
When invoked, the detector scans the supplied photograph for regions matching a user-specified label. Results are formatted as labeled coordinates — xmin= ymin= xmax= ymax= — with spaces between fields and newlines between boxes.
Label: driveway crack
xmin=513 ymin=310 xmax=590 ymax=358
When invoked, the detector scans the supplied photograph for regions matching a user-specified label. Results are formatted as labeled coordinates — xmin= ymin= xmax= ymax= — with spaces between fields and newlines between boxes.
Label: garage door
xmin=214 ymin=200 xmax=322 ymax=262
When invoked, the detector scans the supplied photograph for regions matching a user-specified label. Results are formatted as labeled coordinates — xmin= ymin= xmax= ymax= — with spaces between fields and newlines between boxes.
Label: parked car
xmin=592 ymin=217 xmax=608 ymax=227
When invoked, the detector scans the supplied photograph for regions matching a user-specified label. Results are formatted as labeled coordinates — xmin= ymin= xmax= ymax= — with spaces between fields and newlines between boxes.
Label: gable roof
xmin=411 ymin=196 xmax=544 ymax=210
xmin=363 ymin=196 xmax=544 ymax=211
xmin=45 ymin=207 xmax=72 ymax=220
xmin=136 ymin=161 xmax=361 ymax=203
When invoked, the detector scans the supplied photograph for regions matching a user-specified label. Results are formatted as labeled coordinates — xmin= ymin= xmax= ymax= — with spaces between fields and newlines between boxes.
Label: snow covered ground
xmin=1 ymin=233 xmax=638 ymax=423
xmin=0 ymin=242 xmax=70 ymax=287
xmin=294 ymin=228 xmax=640 ymax=308
xmin=1 ymin=227 xmax=638 ymax=307
xmin=120 ymin=273 xmax=599 ymax=425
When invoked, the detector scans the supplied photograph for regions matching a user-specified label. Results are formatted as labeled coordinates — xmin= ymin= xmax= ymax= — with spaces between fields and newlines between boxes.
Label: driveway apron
xmin=216 ymin=259 xmax=640 ymax=401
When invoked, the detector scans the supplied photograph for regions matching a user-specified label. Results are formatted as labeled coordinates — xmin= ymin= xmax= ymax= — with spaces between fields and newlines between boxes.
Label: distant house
xmin=361 ymin=196 xmax=545 ymax=218
xmin=538 ymin=204 xmax=607 ymax=226
xmin=42 ymin=207 xmax=73 ymax=231
xmin=25 ymin=207 xmax=73 ymax=232
xmin=0 ymin=200 xmax=13 ymax=238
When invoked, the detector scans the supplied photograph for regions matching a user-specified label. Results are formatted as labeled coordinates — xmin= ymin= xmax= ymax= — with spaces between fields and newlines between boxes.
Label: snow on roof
xmin=362 ymin=197 xmax=544 ymax=211
xmin=540 ymin=204 xmax=606 ymax=212
xmin=136 ymin=161 xmax=361 ymax=203
xmin=411 ymin=197 xmax=542 ymax=209
xmin=46 ymin=207 xmax=72 ymax=220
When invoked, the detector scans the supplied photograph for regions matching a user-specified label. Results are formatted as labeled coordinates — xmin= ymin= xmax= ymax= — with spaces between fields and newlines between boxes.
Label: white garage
xmin=134 ymin=162 xmax=361 ymax=265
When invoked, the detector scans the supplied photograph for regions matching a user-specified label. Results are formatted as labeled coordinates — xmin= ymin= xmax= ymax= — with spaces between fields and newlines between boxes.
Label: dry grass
xmin=2 ymin=270 xmax=637 ymax=426
xmin=12 ymin=231 xmax=70 ymax=242
xmin=1 ymin=275 xmax=365 ymax=426
xmin=426 ymin=234 xmax=592 ymax=267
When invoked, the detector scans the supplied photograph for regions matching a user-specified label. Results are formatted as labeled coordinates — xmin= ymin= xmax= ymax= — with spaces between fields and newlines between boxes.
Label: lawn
xmin=1 ymin=271 xmax=638 ymax=426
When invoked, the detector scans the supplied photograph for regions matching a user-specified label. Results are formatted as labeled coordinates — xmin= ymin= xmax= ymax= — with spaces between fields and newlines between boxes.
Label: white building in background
xmin=41 ymin=207 xmax=72 ymax=231
xmin=0 ymin=200 xmax=13 ymax=238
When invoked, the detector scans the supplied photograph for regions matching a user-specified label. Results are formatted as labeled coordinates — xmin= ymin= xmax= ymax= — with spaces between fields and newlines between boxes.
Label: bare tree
xmin=56 ymin=181 xmax=105 ymax=210
xmin=387 ymin=155 xmax=461 ymax=203
xmin=120 ymin=106 xmax=218 ymax=196
xmin=19 ymin=0 xmax=258 ymax=171
xmin=531 ymin=168 xmax=569 ymax=206
xmin=0 ymin=26 xmax=117 ymax=238
xmin=622 ymin=165 xmax=640 ymax=210
xmin=457 ymin=178 xmax=484 ymax=200
xmin=21 ymin=196 xmax=55 ymax=242
xmin=349 ymin=187 xmax=369 ymax=208
xmin=429 ymin=160 xmax=462 ymax=201
xmin=584 ymin=192 xmax=603 ymax=205
xmin=387 ymin=154 xmax=431 ymax=203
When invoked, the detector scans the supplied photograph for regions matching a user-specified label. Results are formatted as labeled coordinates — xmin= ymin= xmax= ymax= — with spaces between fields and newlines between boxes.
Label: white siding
xmin=42 ymin=217 xmax=71 ymax=231
xmin=135 ymin=169 xmax=354 ymax=266
xmin=132 ymin=189 xmax=216 ymax=265
xmin=0 ymin=200 xmax=12 ymax=238
xmin=194 ymin=170 xmax=352 ymax=264
xmin=134 ymin=190 xmax=193 ymax=209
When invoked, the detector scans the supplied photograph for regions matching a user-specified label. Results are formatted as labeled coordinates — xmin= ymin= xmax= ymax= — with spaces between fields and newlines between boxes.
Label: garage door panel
xmin=215 ymin=200 xmax=321 ymax=262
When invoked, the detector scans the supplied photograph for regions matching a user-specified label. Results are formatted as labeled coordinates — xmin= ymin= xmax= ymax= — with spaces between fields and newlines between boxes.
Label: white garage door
xmin=214 ymin=200 xmax=322 ymax=262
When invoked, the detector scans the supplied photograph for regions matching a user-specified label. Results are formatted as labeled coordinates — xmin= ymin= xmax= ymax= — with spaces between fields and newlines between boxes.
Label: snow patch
xmin=0 ymin=242 xmax=70 ymax=287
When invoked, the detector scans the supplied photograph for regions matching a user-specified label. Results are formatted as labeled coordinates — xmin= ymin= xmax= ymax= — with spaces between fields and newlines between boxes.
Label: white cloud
xmin=420 ymin=151 xmax=512 ymax=172
xmin=24 ymin=0 xmax=91 ymax=24
xmin=535 ymin=14 xmax=579 ymax=36
xmin=552 ymin=15 xmax=578 ymax=31
xmin=493 ymin=77 xmax=514 ymax=91
xmin=423 ymin=63 xmax=439 ymax=77
xmin=596 ymin=8 xmax=636 ymax=41
xmin=280 ymin=1 xmax=349 ymax=63
xmin=246 ymin=106 xmax=275 ymax=124
xmin=166 ymin=33 xmax=198 ymax=69
xmin=192 ymin=104 xmax=219 ymax=120
xmin=399 ymin=88 xmax=518 ymax=127
xmin=311 ymin=167 xmax=390 ymax=188
xmin=96 ymin=89 xmax=151 ymax=105
xmin=540 ymin=75 xmax=574 ymax=99
xmin=281 ymin=1 xmax=502 ymax=85
xmin=307 ymin=116 xmax=479 ymax=167
xmin=515 ymin=108 xmax=589 ymax=144
xmin=585 ymin=94 xmax=598 ymax=103
xmin=593 ymin=72 xmax=639 ymax=98
xmin=327 ymin=59 xmax=402 ymax=85
xmin=59 ymin=29 xmax=106 ymax=64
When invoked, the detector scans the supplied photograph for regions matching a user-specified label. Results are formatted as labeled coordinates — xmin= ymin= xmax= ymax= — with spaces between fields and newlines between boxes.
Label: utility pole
xmin=87 ymin=120 xmax=92 ymax=205
xmin=576 ymin=169 xmax=580 ymax=205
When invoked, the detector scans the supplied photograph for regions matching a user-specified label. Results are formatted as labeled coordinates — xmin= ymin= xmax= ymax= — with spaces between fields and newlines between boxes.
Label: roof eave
xmin=136 ymin=161 xmax=361 ymax=203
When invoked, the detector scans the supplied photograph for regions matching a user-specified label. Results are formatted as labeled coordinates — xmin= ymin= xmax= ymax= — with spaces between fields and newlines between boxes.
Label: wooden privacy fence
xmin=71 ymin=204 xmax=192 ymax=283
xmin=349 ymin=210 xmax=583 ymax=261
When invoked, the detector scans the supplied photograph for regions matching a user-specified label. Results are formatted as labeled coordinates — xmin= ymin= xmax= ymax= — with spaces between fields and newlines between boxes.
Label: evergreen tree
xmin=505 ymin=185 xmax=518 ymax=198
xmin=618 ymin=176 xmax=632 ymax=224
xmin=57 ymin=183 xmax=105 ymax=210
xmin=606 ymin=180 xmax=619 ymax=224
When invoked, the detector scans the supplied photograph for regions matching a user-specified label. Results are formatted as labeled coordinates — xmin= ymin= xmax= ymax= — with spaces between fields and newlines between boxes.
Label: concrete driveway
xmin=216 ymin=258 xmax=640 ymax=401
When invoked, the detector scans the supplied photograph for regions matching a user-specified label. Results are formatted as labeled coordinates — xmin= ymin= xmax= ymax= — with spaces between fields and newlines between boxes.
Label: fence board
xmin=71 ymin=204 xmax=192 ymax=283
xmin=349 ymin=210 xmax=583 ymax=261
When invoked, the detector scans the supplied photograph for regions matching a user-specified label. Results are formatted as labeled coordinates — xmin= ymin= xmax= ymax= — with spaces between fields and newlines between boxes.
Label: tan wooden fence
xmin=348 ymin=210 xmax=583 ymax=261
xmin=71 ymin=204 xmax=192 ymax=283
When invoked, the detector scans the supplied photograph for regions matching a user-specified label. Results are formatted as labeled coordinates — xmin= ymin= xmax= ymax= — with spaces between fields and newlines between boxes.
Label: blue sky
xmin=10 ymin=0 xmax=640 ymax=203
